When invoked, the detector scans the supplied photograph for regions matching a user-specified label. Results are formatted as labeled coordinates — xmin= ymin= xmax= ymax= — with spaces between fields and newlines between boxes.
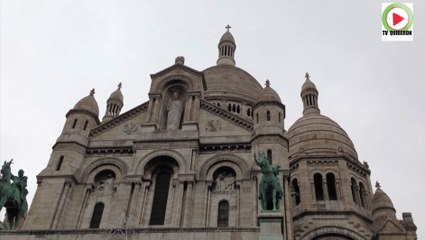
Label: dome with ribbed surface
xmin=301 ymin=78 xmax=318 ymax=94
xmin=372 ymin=187 xmax=395 ymax=213
xmin=256 ymin=80 xmax=281 ymax=104
xmin=73 ymin=90 xmax=99 ymax=117
xmin=288 ymin=113 xmax=358 ymax=159
xmin=219 ymin=31 xmax=235 ymax=44
xmin=203 ymin=65 xmax=263 ymax=104
xmin=108 ymin=87 xmax=123 ymax=104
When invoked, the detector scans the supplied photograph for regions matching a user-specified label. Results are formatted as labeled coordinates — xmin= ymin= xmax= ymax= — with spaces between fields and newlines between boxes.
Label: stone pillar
xmin=138 ymin=180 xmax=151 ymax=226
xmin=51 ymin=180 xmax=73 ymax=229
xmin=183 ymin=181 xmax=194 ymax=226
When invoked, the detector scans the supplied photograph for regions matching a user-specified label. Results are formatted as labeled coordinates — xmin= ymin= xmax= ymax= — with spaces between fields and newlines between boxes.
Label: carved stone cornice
xmin=199 ymin=143 xmax=251 ymax=152
xmin=200 ymin=100 xmax=253 ymax=131
xmin=86 ymin=146 xmax=133 ymax=155
xmin=134 ymin=141 xmax=198 ymax=150
xmin=89 ymin=102 xmax=149 ymax=137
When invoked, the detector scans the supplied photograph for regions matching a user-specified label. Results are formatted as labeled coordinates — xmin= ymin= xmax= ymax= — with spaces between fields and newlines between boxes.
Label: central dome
xmin=203 ymin=65 xmax=263 ymax=104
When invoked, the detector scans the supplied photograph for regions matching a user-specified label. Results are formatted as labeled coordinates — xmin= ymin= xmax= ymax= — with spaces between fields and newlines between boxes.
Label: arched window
xmin=314 ymin=173 xmax=324 ymax=200
xmin=94 ymin=170 xmax=116 ymax=186
xmin=351 ymin=178 xmax=358 ymax=204
xmin=149 ymin=170 xmax=172 ymax=225
xmin=228 ymin=104 xmax=231 ymax=111
xmin=236 ymin=105 xmax=240 ymax=113
xmin=232 ymin=104 xmax=236 ymax=112
xmin=89 ymin=202 xmax=104 ymax=228
xmin=326 ymin=173 xmax=337 ymax=200
xmin=217 ymin=200 xmax=229 ymax=227
xmin=266 ymin=111 xmax=271 ymax=121
xmin=359 ymin=182 xmax=366 ymax=208
xmin=292 ymin=179 xmax=301 ymax=205
xmin=267 ymin=149 xmax=272 ymax=165
xmin=247 ymin=108 xmax=251 ymax=116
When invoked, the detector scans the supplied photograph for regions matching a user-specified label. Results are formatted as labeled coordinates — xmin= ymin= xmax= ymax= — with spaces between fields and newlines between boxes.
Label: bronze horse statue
xmin=254 ymin=152 xmax=283 ymax=211
xmin=0 ymin=159 xmax=28 ymax=229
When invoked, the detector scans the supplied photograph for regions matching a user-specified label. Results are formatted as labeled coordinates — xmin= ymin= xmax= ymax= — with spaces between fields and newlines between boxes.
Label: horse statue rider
xmin=0 ymin=159 xmax=28 ymax=229
xmin=254 ymin=151 xmax=283 ymax=211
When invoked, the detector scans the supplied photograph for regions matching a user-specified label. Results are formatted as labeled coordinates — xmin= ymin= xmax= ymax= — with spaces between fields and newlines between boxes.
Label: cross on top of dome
xmin=90 ymin=88 xmax=95 ymax=96
xmin=225 ymin=24 xmax=231 ymax=31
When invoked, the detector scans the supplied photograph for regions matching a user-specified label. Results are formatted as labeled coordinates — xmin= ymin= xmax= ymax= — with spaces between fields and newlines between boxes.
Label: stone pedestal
xmin=258 ymin=212 xmax=284 ymax=240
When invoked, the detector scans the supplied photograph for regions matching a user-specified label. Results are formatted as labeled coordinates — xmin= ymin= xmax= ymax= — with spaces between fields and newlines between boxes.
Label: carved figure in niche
xmin=166 ymin=91 xmax=183 ymax=130
xmin=254 ymin=151 xmax=283 ymax=211
xmin=214 ymin=171 xmax=235 ymax=191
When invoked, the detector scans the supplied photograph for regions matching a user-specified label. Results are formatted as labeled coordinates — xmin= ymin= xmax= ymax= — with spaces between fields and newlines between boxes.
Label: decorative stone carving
xmin=167 ymin=91 xmax=183 ymax=130
xmin=213 ymin=172 xmax=235 ymax=192
xmin=206 ymin=120 xmax=221 ymax=132
xmin=123 ymin=122 xmax=138 ymax=135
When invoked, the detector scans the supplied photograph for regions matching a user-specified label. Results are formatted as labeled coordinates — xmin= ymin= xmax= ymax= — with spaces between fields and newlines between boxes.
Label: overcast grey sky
xmin=1 ymin=0 xmax=424 ymax=237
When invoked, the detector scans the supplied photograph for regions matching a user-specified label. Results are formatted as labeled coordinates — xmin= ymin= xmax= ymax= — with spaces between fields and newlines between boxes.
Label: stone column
xmin=183 ymin=181 xmax=194 ymax=227
xmin=51 ymin=180 xmax=73 ymax=229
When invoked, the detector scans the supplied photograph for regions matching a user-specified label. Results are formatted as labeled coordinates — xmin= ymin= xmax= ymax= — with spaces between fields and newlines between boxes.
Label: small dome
xmin=256 ymin=80 xmax=282 ymax=104
xmin=108 ymin=84 xmax=123 ymax=104
xmin=372 ymin=187 xmax=395 ymax=213
xmin=203 ymin=65 xmax=263 ymax=104
xmin=288 ymin=114 xmax=358 ymax=159
xmin=219 ymin=30 xmax=235 ymax=44
xmin=301 ymin=77 xmax=318 ymax=94
xmin=73 ymin=89 xmax=99 ymax=117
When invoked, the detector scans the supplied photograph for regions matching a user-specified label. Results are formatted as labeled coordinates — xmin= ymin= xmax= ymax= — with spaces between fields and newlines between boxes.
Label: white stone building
xmin=0 ymin=28 xmax=417 ymax=240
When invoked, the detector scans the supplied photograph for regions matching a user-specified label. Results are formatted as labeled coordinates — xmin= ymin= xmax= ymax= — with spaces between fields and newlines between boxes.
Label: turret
xmin=58 ymin=88 xmax=100 ymax=144
xmin=253 ymin=80 xmax=285 ymax=135
xmin=217 ymin=25 xmax=236 ymax=66
xmin=102 ymin=83 xmax=124 ymax=122
xmin=301 ymin=72 xmax=320 ymax=115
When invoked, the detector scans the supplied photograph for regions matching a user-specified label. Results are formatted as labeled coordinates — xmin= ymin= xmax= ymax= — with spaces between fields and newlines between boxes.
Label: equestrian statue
xmin=0 ymin=159 xmax=28 ymax=229
xmin=254 ymin=151 xmax=283 ymax=211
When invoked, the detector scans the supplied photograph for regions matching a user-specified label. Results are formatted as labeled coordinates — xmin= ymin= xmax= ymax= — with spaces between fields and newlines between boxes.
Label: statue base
xmin=257 ymin=212 xmax=284 ymax=240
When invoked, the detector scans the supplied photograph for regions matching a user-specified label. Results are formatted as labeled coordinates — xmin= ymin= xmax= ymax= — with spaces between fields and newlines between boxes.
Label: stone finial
xmin=225 ymin=24 xmax=231 ymax=31
xmin=305 ymin=72 xmax=310 ymax=80
xmin=375 ymin=181 xmax=381 ymax=189
xmin=118 ymin=82 xmax=122 ymax=89
xmin=175 ymin=56 xmax=185 ymax=65
xmin=90 ymin=88 xmax=95 ymax=96
xmin=265 ymin=79 xmax=270 ymax=87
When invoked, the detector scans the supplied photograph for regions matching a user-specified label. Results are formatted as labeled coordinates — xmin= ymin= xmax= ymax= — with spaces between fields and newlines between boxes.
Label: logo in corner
xmin=382 ymin=3 xmax=413 ymax=41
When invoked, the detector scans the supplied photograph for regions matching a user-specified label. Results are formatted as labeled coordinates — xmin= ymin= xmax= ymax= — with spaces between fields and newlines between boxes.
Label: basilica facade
xmin=1 ymin=29 xmax=417 ymax=240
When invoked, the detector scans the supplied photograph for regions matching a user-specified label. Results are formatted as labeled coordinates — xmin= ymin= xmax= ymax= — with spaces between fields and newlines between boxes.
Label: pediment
xmin=199 ymin=100 xmax=253 ymax=135
xmin=149 ymin=63 xmax=207 ymax=94
xmin=89 ymin=102 xmax=148 ymax=138
xmin=379 ymin=219 xmax=405 ymax=234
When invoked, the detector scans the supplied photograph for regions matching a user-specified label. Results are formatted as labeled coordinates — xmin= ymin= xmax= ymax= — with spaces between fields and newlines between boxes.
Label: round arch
xmin=80 ymin=157 xmax=128 ymax=183
xmin=135 ymin=149 xmax=186 ymax=176
xmin=301 ymin=226 xmax=369 ymax=240
xmin=198 ymin=154 xmax=250 ymax=181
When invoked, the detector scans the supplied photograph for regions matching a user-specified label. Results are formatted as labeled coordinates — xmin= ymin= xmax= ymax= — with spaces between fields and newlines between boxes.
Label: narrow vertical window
xmin=228 ymin=104 xmax=231 ymax=111
xmin=247 ymin=109 xmax=251 ymax=116
xmin=326 ymin=173 xmax=337 ymax=200
xmin=72 ymin=119 xmax=78 ymax=129
xmin=56 ymin=156 xmax=64 ymax=171
xmin=351 ymin=178 xmax=358 ymax=204
xmin=266 ymin=111 xmax=271 ymax=121
xmin=83 ymin=120 xmax=89 ymax=130
xmin=89 ymin=202 xmax=104 ymax=228
xmin=150 ymin=171 xmax=172 ymax=225
xmin=256 ymin=113 xmax=259 ymax=124
xmin=236 ymin=105 xmax=240 ymax=113
xmin=278 ymin=112 xmax=281 ymax=123
xmin=359 ymin=182 xmax=366 ymax=208
xmin=232 ymin=104 xmax=236 ymax=112
xmin=292 ymin=179 xmax=301 ymax=205
xmin=314 ymin=173 xmax=324 ymax=200
xmin=267 ymin=149 xmax=272 ymax=164
xmin=217 ymin=200 xmax=229 ymax=227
